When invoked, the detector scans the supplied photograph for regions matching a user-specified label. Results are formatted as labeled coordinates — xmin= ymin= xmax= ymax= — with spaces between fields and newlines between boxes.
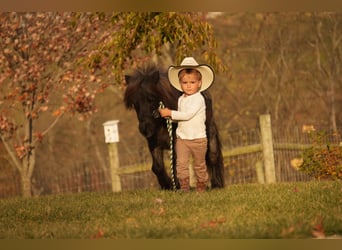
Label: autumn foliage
xmin=299 ymin=131 xmax=342 ymax=180
xmin=0 ymin=12 xmax=110 ymax=196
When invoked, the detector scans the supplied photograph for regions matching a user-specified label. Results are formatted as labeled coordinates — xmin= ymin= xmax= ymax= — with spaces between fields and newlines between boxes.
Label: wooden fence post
xmin=103 ymin=120 xmax=122 ymax=192
xmin=255 ymin=160 xmax=265 ymax=184
xmin=259 ymin=114 xmax=276 ymax=183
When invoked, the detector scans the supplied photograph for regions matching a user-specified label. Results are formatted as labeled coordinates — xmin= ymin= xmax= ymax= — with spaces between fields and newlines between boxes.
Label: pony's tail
xmin=206 ymin=120 xmax=225 ymax=188
xmin=202 ymin=91 xmax=225 ymax=188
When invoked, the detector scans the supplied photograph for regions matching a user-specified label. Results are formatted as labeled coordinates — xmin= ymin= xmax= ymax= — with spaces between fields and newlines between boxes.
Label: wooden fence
xmin=1 ymin=114 xmax=341 ymax=198
xmin=105 ymin=114 xmax=338 ymax=192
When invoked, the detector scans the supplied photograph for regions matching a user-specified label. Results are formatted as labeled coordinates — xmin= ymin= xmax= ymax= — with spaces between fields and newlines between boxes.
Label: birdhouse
xmin=103 ymin=120 xmax=120 ymax=143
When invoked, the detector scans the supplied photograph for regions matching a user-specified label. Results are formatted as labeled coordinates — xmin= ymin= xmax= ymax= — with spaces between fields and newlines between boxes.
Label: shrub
xmin=299 ymin=131 xmax=342 ymax=180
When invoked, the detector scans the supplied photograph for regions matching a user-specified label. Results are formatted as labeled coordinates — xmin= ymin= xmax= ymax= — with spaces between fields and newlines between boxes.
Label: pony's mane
xmin=124 ymin=64 xmax=180 ymax=110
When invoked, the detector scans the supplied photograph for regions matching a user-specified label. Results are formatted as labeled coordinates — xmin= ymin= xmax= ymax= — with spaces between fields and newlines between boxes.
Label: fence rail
xmin=108 ymin=143 xmax=316 ymax=178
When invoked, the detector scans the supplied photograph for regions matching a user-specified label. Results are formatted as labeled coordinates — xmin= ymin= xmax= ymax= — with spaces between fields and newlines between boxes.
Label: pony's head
xmin=124 ymin=64 xmax=180 ymax=138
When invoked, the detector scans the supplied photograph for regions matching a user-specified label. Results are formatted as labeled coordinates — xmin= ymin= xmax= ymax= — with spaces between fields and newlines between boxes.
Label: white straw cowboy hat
xmin=168 ymin=57 xmax=215 ymax=92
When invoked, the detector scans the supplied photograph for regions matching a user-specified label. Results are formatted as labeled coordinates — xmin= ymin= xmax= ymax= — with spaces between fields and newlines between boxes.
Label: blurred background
xmin=1 ymin=12 xmax=341 ymax=197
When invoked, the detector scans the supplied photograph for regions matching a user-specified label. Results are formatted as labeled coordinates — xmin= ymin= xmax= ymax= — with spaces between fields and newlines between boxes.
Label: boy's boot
xmin=179 ymin=178 xmax=190 ymax=192
xmin=196 ymin=182 xmax=207 ymax=193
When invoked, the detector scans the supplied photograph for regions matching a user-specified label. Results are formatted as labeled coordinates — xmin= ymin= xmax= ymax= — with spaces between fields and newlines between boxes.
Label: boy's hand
xmin=159 ymin=108 xmax=171 ymax=118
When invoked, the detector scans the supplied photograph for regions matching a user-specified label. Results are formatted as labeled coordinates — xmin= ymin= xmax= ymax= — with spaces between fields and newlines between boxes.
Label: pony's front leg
xmin=150 ymin=147 xmax=173 ymax=190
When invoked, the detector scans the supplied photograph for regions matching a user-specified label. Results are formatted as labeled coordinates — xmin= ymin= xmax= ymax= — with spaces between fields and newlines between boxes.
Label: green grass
xmin=0 ymin=181 xmax=341 ymax=239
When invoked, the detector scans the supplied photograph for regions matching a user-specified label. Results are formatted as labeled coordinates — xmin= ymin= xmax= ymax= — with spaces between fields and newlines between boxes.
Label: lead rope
xmin=159 ymin=101 xmax=177 ymax=191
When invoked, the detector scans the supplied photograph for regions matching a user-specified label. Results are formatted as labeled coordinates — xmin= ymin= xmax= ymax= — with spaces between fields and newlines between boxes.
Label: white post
xmin=259 ymin=114 xmax=276 ymax=183
xmin=103 ymin=120 xmax=122 ymax=192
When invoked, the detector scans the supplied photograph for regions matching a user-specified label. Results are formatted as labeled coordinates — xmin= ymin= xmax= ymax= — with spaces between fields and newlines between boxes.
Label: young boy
xmin=159 ymin=57 xmax=214 ymax=192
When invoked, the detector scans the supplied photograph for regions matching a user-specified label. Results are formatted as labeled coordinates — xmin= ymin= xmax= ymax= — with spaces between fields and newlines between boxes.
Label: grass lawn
xmin=0 ymin=181 xmax=341 ymax=239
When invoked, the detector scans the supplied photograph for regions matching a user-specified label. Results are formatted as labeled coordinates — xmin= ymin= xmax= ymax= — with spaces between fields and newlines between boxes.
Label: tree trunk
xmin=20 ymin=172 xmax=32 ymax=197
xmin=0 ymin=135 xmax=34 ymax=197
xmin=19 ymin=149 xmax=36 ymax=197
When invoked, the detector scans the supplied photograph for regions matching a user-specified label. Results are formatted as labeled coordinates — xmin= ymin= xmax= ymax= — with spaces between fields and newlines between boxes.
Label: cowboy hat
xmin=168 ymin=57 xmax=215 ymax=92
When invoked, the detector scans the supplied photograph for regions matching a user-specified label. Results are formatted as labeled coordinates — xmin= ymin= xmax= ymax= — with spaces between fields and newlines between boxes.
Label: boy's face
xmin=179 ymin=72 xmax=202 ymax=96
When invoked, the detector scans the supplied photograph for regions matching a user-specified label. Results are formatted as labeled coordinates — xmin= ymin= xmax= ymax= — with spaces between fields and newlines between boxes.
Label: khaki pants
xmin=176 ymin=137 xmax=209 ymax=184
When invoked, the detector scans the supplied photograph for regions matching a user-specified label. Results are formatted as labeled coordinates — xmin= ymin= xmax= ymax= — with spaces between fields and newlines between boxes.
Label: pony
xmin=124 ymin=64 xmax=225 ymax=190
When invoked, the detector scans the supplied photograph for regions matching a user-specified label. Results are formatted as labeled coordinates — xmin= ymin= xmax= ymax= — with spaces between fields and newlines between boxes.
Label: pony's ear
xmin=125 ymin=75 xmax=131 ymax=85
xmin=151 ymin=70 xmax=160 ymax=84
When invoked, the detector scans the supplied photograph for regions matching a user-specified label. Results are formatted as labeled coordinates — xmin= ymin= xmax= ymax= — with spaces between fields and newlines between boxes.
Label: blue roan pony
xmin=124 ymin=64 xmax=225 ymax=190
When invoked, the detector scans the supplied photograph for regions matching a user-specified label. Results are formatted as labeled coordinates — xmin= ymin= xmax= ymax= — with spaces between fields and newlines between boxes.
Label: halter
xmin=158 ymin=101 xmax=177 ymax=191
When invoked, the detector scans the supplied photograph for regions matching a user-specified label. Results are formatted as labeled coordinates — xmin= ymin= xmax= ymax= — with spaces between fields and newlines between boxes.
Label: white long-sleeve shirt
xmin=171 ymin=92 xmax=206 ymax=140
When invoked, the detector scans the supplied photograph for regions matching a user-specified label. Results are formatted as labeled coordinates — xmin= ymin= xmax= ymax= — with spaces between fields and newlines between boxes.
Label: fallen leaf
xmin=154 ymin=198 xmax=163 ymax=204
xmin=152 ymin=207 xmax=165 ymax=216
xmin=312 ymin=217 xmax=325 ymax=238
xmin=91 ymin=228 xmax=104 ymax=239
xmin=200 ymin=217 xmax=226 ymax=229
